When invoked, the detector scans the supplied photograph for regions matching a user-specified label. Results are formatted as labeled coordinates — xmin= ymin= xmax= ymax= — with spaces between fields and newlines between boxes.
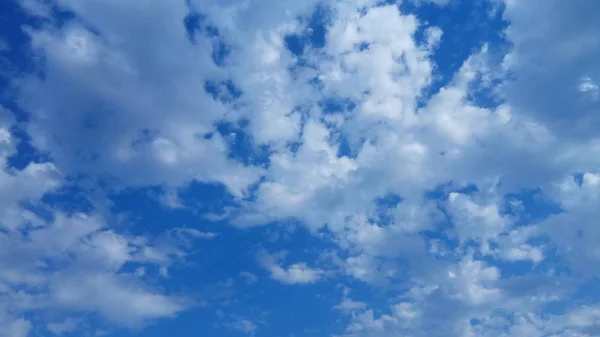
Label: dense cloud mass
xmin=1 ymin=0 xmax=600 ymax=336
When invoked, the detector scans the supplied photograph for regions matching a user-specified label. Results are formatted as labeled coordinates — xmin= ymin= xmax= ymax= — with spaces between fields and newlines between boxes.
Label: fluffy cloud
xmin=228 ymin=318 xmax=259 ymax=335
xmin=257 ymin=250 xmax=324 ymax=285
xmin=333 ymin=299 xmax=367 ymax=312
xmin=239 ymin=271 xmax=258 ymax=285
xmin=17 ymin=0 xmax=263 ymax=197
xmin=0 ymin=111 xmax=199 ymax=332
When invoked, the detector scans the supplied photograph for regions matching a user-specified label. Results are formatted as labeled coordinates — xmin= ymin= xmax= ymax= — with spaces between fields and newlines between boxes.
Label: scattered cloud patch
xmin=240 ymin=271 xmax=258 ymax=285
xmin=258 ymin=251 xmax=324 ymax=285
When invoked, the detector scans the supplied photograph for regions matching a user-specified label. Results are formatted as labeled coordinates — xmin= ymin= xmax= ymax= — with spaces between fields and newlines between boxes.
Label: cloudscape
xmin=1 ymin=0 xmax=600 ymax=336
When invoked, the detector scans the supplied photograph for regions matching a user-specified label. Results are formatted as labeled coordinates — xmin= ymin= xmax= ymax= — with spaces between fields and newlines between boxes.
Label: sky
xmin=1 ymin=0 xmax=600 ymax=336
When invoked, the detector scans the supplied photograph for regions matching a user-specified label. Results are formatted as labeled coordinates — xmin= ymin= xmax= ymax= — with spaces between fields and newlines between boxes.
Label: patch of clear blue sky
xmin=400 ymin=0 xmax=509 ymax=105
xmin=108 ymin=191 xmax=345 ymax=337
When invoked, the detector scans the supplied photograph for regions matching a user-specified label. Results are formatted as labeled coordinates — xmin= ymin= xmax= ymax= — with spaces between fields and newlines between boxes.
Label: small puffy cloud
xmin=240 ymin=271 xmax=258 ymax=285
xmin=579 ymin=76 xmax=599 ymax=100
xmin=46 ymin=318 xmax=78 ymax=335
xmin=447 ymin=255 xmax=502 ymax=306
xmin=447 ymin=191 xmax=508 ymax=252
xmin=228 ymin=319 xmax=259 ymax=335
xmin=333 ymin=299 xmax=367 ymax=312
xmin=257 ymin=251 xmax=324 ymax=285
xmin=216 ymin=310 xmax=265 ymax=336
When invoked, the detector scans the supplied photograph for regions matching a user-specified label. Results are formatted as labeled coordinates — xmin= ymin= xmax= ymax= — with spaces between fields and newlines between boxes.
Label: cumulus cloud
xmin=227 ymin=318 xmax=259 ymax=335
xmin=257 ymin=251 xmax=324 ymax=285
xmin=46 ymin=318 xmax=78 ymax=335
xmin=239 ymin=271 xmax=258 ymax=285
xmin=16 ymin=0 xmax=263 ymax=198
xmin=0 ymin=210 xmax=193 ymax=327
xmin=215 ymin=310 xmax=265 ymax=336
xmin=333 ymin=299 xmax=367 ymax=312
xmin=0 ymin=110 xmax=196 ymax=331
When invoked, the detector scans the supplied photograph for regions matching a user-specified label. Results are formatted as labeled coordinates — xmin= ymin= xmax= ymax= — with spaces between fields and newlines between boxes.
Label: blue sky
xmin=1 ymin=0 xmax=600 ymax=336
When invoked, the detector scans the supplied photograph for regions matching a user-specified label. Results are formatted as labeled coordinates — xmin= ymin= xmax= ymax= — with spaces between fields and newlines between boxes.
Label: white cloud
xmin=240 ymin=271 xmax=258 ymax=284
xmin=0 ymin=211 xmax=194 ymax=326
xmin=533 ymin=172 xmax=600 ymax=277
xmin=447 ymin=255 xmax=502 ymax=306
xmin=228 ymin=318 xmax=259 ymax=335
xmin=216 ymin=310 xmax=265 ymax=336
xmin=0 ymin=109 xmax=62 ymax=232
xmin=333 ymin=299 xmax=367 ymax=312
xmin=49 ymin=272 xmax=188 ymax=326
xmin=0 ymin=114 xmax=198 ymax=331
xmin=18 ymin=2 xmax=264 ymax=198
xmin=1 ymin=318 xmax=31 ymax=337
xmin=46 ymin=318 xmax=78 ymax=335
xmin=258 ymin=251 xmax=323 ymax=285
xmin=172 ymin=228 xmax=218 ymax=240
xmin=339 ymin=302 xmax=422 ymax=337
xmin=579 ymin=76 xmax=599 ymax=100
xmin=447 ymin=191 xmax=508 ymax=253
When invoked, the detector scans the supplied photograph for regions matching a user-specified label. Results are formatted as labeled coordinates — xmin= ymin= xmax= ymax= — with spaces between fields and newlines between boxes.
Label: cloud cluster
xmin=2 ymin=0 xmax=600 ymax=336
xmin=0 ymin=108 xmax=205 ymax=334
